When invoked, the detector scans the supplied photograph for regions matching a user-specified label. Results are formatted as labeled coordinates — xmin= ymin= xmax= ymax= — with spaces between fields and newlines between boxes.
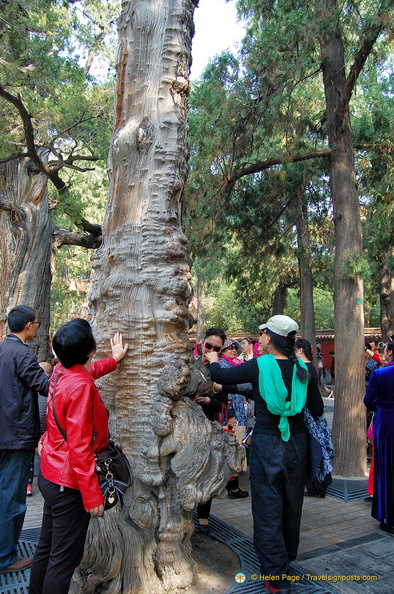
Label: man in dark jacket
xmin=0 ymin=305 xmax=50 ymax=573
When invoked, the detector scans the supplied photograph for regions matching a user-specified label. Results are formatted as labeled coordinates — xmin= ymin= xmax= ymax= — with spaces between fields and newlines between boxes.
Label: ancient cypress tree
xmin=74 ymin=2 xmax=243 ymax=592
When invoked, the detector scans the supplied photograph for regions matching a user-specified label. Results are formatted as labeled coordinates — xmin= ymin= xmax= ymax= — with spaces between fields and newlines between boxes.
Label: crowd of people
xmin=1 ymin=303 xmax=392 ymax=594
xmin=0 ymin=305 xmax=128 ymax=594
xmin=193 ymin=318 xmax=326 ymax=593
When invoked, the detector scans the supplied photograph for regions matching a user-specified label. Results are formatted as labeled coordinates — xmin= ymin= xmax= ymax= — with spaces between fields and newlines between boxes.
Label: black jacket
xmin=0 ymin=334 xmax=49 ymax=449
xmin=209 ymin=358 xmax=323 ymax=437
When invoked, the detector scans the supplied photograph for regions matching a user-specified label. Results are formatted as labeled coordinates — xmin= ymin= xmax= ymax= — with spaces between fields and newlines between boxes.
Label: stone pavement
xmin=19 ymin=397 xmax=394 ymax=593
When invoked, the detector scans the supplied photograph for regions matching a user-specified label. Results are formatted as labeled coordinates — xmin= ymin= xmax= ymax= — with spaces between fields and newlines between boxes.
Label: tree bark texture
xmin=319 ymin=0 xmax=366 ymax=477
xmin=0 ymin=156 xmax=52 ymax=359
xmin=379 ymin=252 xmax=394 ymax=340
xmin=76 ymin=2 xmax=243 ymax=592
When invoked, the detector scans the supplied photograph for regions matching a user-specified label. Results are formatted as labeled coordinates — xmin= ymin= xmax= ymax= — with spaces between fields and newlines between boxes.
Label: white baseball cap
xmin=259 ymin=315 xmax=299 ymax=337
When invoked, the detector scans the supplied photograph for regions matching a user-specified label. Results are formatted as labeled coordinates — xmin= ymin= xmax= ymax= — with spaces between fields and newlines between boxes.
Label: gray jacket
xmin=0 ymin=334 xmax=49 ymax=449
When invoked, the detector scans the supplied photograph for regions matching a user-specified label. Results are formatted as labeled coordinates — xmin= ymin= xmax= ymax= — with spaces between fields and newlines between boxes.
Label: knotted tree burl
xmin=71 ymin=2 xmax=244 ymax=592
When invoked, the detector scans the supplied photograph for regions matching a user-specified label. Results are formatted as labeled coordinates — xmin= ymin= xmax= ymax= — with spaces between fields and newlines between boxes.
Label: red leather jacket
xmin=40 ymin=357 xmax=117 ymax=509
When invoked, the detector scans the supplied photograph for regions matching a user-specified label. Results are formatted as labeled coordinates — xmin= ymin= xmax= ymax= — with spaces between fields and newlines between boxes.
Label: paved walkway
xmin=20 ymin=397 xmax=394 ymax=593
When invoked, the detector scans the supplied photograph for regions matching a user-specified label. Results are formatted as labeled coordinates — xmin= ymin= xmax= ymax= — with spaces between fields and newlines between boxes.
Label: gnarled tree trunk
xmin=0 ymin=156 xmax=52 ymax=359
xmin=76 ymin=2 xmax=243 ymax=592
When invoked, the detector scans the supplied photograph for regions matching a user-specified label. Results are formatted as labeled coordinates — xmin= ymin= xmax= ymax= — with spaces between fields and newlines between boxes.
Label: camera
xmin=378 ymin=342 xmax=385 ymax=349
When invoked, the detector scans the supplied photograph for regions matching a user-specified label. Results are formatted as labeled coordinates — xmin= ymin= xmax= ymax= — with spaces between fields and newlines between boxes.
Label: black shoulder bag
xmin=51 ymin=370 xmax=133 ymax=510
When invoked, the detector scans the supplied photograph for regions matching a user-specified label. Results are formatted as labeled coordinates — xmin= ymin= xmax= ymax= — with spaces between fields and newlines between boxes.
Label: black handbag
xmin=94 ymin=439 xmax=133 ymax=510
xmin=51 ymin=369 xmax=133 ymax=510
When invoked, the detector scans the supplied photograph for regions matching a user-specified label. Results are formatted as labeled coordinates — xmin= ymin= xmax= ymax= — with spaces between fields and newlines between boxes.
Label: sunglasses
xmin=259 ymin=329 xmax=267 ymax=335
xmin=204 ymin=342 xmax=222 ymax=353
xmin=225 ymin=344 xmax=238 ymax=350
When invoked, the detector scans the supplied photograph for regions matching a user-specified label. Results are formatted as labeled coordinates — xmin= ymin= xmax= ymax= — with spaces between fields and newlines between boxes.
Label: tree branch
xmin=53 ymin=227 xmax=102 ymax=249
xmin=338 ymin=8 xmax=386 ymax=116
xmin=80 ymin=218 xmax=102 ymax=236
xmin=0 ymin=86 xmax=67 ymax=191
xmin=0 ymin=195 xmax=26 ymax=223
xmin=0 ymin=152 xmax=29 ymax=164
xmin=227 ymin=148 xmax=332 ymax=187
xmin=0 ymin=87 xmax=101 ymax=191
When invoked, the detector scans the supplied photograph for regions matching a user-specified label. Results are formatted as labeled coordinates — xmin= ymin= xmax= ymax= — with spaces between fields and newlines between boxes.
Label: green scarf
xmin=256 ymin=354 xmax=309 ymax=442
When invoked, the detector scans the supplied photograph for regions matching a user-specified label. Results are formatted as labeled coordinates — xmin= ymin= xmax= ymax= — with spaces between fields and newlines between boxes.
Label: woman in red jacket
xmin=29 ymin=319 xmax=128 ymax=594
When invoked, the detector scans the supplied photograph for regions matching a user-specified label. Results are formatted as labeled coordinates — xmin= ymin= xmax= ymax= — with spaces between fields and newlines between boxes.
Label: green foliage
xmin=50 ymin=244 xmax=92 ymax=330
xmin=0 ymin=0 xmax=120 ymax=325
xmin=50 ymin=161 xmax=108 ymax=326
xmin=341 ymin=253 xmax=372 ymax=283
xmin=186 ymin=0 xmax=394 ymax=334
xmin=198 ymin=275 xmax=336 ymax=333
xmin=198 ymin=274 xmax=269 ymax=333
xmin=0 ymin=0 xmax=118 ymax=160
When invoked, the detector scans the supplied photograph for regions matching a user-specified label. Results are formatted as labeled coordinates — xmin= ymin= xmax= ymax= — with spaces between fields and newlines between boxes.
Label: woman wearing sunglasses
xmin=205 ymin=316 xmax=323 ymax=594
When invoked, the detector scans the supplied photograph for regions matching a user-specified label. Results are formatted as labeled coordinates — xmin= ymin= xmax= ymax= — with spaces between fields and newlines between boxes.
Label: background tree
xmin=354 ymin=63 xmax=394 ymax=337
xmin=74 ymin=2 xmax=243 ymax=592
xmin=186 ymin=0 xmax=394 ymax=477
xmin=0 ymin=0 xmax=118 ymax=352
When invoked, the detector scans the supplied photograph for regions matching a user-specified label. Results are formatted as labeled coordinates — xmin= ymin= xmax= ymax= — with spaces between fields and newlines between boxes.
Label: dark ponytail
xmin=295 ymin=338 xmax=313 ymax=362
xmin=267 ymin=329 xmax=308 ymax=382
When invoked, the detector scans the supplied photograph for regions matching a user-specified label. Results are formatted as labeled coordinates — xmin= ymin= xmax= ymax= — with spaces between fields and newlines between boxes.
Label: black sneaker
xmin=197 ymin=523 xmax=211 ymax=534
xmin=228 ymin=489 xmax=249 ymax=499
xmin=380 ymin=523 xmax=394 ymax=536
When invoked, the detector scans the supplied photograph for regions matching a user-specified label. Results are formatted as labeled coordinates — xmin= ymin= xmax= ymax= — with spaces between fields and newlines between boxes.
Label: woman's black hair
xmin=295 ymin=338 xmax=313 ymax=362
xmin=52 ymin=318 xmax=96 ymax=368
xmin=267 ymin=328 xmax=308 ymax=381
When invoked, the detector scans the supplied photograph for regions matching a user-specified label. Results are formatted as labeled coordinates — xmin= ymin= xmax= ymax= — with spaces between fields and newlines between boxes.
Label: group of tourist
xmin=193 ymin=316 xmax=324 ymax=593
xmin=1 ymin=302 xmax=393 ymax=594
xmin=0 ymin=305 xmax=128 ymax=594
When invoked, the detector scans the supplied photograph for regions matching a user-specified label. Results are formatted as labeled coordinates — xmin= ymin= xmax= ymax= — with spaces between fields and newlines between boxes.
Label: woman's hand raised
xmin=110 ymin=332 xmax=129 ymax=362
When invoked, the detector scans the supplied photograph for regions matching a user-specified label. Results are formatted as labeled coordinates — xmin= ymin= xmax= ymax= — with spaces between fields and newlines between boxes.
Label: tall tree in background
xmin=317 ymin=0 xmax=390 ymax=476
xmin=75 ymin=2 xmax=243 ymax=592
xmin=354 ymin=63 xmax=394 ymax=338
xmin=0 ymin=0 xmax=118 ymax=352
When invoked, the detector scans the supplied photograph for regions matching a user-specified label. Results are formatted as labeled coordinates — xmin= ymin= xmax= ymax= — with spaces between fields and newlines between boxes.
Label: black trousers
xmin=250 ymin=431 xmax=308 ymax=577
xmin=29 ymin=472 xmax=90 ymax=594
xmin=197 ymin=500 xmax=212 ymax=520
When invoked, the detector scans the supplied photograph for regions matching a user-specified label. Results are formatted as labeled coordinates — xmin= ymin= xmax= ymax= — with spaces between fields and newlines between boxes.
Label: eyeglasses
xmin=204 ymin=342 xmax=222 ymax=353
xmin=226 ymin=345 xmax=238 ymax=350
xmin=30 ymin=321 xmax=41 ymax=327
xmin=259 ymin=329 xmax=267 ymax=336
